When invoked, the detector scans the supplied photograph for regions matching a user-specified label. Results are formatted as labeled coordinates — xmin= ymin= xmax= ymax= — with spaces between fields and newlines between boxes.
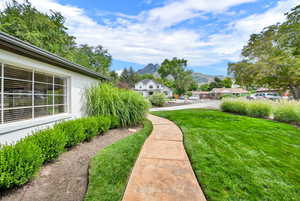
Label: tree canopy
xmin=0 ymin=0 xmax=111 ymax=75
xmin=228 ymin=5 xmax=300 ymax=99
xmin=158 ymin=57 xmax=193 ymax=96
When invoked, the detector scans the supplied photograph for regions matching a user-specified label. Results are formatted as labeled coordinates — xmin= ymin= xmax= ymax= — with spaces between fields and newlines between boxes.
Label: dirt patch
xmin=0 ymin=126 xmax=141 ymax=201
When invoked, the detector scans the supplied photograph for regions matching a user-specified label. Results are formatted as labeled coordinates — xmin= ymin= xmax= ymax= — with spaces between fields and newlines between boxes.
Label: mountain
xmin=192 ymin=72 xmax=225 ymax=84
xmin=136 ymin=63 xmax=159 ymax=74
xmin=136 ymin=64 xmax=224 ymax=84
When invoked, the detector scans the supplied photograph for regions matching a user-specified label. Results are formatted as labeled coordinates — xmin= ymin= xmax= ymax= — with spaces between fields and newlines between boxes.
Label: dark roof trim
xmin=0 ymin=31 xmax=109 ymax=80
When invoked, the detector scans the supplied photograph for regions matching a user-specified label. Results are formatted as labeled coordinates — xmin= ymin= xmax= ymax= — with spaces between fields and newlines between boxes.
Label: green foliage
xmin=199 ymin=83 xmax=211 ymax=91
xmin=246 ymin=100 xmax=272 ymax=118
xmin=0 ymin=115 xmax=117 ymax=190
xmin=273 ymin=101 xmax=300 ymax=124
xmin=221 ymin=99 xmax=272 ymax=118
xmin=73 ymin=45 xmax=112 ymax=75
xmin=95 ymin=116 xmax=112 ymax=133
xmin=149 ymin=92 xmax=166 ymax=107
xmin=158 ymin=57 xmax=193 ymax=96
xmin=78 ymin=117 xmax=100 ymax=141
xmin=109 ymin=116 xmax=121 ymax=129
xmin=228 ymin=5 xmax=300 ymax=99
xmin=0 ymin=1 xmax=111 ymax=74
xmin=84 ymin=120 xmax=153 ymax=201
xmin=221 ymin=99 xmax=248 ymax=115
xmin=152 ymin=109 xmax=300 ymax=201
xmin=223 ymin=77 xmax=233 ymax=88
xmin=120 ymin=67 xmax=139 ymax=88
xmin=86 ymin=83 xmax=149 ymax=126
xmin=186 ymin=91 xmax=193 ymax=97
xmin=55 ymin=119 xmax=85 ymax=147
xmin=25 ymin=129 xmax=67 ymax=162
xmin=0 ymin=141 xmax=43 ymax=189
xmin=0 ymin=0 xmax=75 ymax=58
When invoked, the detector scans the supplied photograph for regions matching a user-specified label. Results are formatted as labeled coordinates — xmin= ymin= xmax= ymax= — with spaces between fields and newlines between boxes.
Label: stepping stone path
xmin=122 ymin=115 xmax=207 ymax=201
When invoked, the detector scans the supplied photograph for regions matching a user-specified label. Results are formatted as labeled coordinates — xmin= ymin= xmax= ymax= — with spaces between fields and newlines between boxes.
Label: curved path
xmin=122 ymin=115 xmax=207 ymax=201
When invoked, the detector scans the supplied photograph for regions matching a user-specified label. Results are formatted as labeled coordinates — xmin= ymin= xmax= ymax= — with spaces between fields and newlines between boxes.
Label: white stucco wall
xmin=0 ymin=49 xmax=100 ymax=144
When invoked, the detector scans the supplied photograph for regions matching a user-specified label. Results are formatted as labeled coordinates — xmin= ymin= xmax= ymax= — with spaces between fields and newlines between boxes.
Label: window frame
xmin=0 ymin=62 xmax=70 ymax=125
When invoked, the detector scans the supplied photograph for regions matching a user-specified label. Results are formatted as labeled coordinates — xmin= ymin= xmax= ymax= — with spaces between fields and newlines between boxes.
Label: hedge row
xmin=221 ymin=99 xmax=300 ymax=125
xmin=0 ymin=115 xmax=119 ymax=190
xmin=221 ymin=99 xmax=272 ymax=118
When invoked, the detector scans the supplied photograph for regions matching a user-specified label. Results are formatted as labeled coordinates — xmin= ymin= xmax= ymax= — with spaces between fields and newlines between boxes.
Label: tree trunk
xmin=289 ymin=85 xmax=300 ymax=100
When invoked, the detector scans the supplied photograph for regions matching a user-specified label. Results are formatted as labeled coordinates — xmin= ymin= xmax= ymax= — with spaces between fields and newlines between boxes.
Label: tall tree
xmin=0 ymin=0 xmax=76 ymax=59
xmin=73 ymin=44 xmax=112 ymax=75
xmin=158 ymin=57 xmax=193 ymax=95
xmin=228 ymin=5 xmax=300 ymax=99
xmin=0 ymin=0 xmax=112 ymax=75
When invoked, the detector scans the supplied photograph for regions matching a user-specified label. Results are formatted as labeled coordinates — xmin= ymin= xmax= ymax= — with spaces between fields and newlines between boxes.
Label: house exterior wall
xmin=134 ymin=80 xmax=173 ymax=98
xmin=0 ymin=49 xmax=100 ymax=144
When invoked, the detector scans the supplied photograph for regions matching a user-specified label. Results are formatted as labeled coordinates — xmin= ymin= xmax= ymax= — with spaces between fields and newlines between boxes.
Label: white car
xmin=188 ymin=96 xmax=199 ymax=100
xmin=248 ymin=93 xmax=282 ymax=100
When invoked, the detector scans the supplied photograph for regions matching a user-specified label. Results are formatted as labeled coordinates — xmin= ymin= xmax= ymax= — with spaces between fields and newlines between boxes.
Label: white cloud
xmin=0 ymin=0 xmax=299 ymax=68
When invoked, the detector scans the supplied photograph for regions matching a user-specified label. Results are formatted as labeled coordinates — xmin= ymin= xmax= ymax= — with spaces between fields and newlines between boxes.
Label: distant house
xmin=192 ymin=91 xmax=211 ymax=99
xmin=193 ymin=88 xmax=248 ymax=99
xmin=211 ymin=88 xmax=248 ymax=99
xmin=134 ymin=79 xmax=173 ymax=97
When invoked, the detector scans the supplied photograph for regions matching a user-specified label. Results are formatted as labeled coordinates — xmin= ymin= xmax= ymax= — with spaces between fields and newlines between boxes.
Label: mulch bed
xmin=0 ymin=126 xmax=141 ymax=201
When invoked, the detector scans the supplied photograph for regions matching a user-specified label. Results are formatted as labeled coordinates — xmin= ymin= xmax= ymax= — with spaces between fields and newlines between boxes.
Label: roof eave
xmin=0 ymin=31 xmax=109 ymax=80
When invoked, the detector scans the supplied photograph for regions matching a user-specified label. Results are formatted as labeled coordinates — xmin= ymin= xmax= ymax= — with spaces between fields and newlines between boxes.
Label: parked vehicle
xmin=247 ymin=93 xmax=282 ymax=100
xmin=188 ymin=96 xmax=199 ymax=100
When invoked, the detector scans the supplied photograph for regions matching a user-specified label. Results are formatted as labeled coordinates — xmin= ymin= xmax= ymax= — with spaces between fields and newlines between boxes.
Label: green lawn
xmin=84 ymin=120 xmax=153 ymax=201
xmin=152 ymin=109 xmax=300 ymax=201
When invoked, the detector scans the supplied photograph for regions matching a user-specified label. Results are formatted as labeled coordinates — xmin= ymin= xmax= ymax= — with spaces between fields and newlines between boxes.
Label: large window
xmin=0 ymin=63 xmax=68 ymax=124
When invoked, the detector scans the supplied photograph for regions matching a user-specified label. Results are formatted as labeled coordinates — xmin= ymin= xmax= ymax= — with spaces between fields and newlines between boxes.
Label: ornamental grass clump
xmin=246 ymin=100 xmax=272 ymax=118
xmin=273 ymin=101 xmax=300 ymax=125
xmin=221 ymin=98 xmax=272 ymax=118
xmin=221 ymin=98 xmax=248 ymax=115
xmin=86 ymin=83 xmax=149 ymax=126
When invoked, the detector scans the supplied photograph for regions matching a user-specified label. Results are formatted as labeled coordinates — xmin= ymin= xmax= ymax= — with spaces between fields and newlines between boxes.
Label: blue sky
xmin=0 ymin=0 xmax=299 ymax=75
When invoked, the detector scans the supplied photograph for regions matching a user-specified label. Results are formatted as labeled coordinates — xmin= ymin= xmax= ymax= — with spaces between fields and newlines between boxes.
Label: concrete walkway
xmin=122 ymin=115 xmax=207 ymax=201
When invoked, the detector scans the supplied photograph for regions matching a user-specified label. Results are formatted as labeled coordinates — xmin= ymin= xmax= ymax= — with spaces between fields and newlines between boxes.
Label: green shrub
xmin=221 ymin=99 xmax=248 ymax=115
xmin=149 ymin=92 xmax=166 ymax=107
xmin=95 ymin=116 xmax=111 ymax=133
xmin=85 ymin=83 xmax=149 ymax=126
xmin=109 ymin=116 xmax=121 ymax=129
xmin=78 ymin=117 xmax=100 ymax=141
xmin=246 ymin=100 xmax=272 ymax=118
xmin=55 ymin=119 xmax=85 ymax=147
xmin=0 ymin=141 xmax=43 ymax=189
xmin=273 ymin=101 xmax=300 ymax=124
xmin=25 ymin=128 xmax=67 ymax=162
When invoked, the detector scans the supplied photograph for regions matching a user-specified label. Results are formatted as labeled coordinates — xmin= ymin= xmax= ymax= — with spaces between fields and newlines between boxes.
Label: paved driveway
xmin=150 ymin=100 xmax=221 ymax=112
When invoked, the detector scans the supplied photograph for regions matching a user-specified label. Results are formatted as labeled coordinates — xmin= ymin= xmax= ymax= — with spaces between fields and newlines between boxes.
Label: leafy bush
xmin=0 ymin=115 xmax=115 ymax=190
xmin=221 ymin=99 xmax=248 ymax=115
xmin=55 ymin=119 xmax=85 ymax=147
xmin=109 ymin=116 xmax=121 ymax=129
xmin=78 ymin=117 xmax=100 ymax=141
xmin=0 ymin=141 xmax=43 ymax=189
xmin=273 ymin=101 xmax=300 ymax=124
xmin=149 ymin=92 xmax=166 ymax=107
xmin=86 ymin=83 xmax=149 ymax=126
xmin=25 ymin=129 xmax=67 ymax=162
xmin=95 ymin=116 xmax=112 ymax=133
xmin=246 ymin=100 xmax=272 ymax=118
